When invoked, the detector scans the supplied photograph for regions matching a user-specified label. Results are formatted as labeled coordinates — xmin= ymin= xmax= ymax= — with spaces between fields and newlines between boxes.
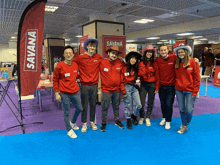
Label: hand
xmin=154 ymin=90 xmax=158 ymax=94
xmin=54 ymin=62 xmax=58 ymax=68
xmin=194 ymin=58 xmax=199 ymax=63
xmin=123 ymin=93 xmax=127 ymax=97
xmin=55 ymin=93 xmax=61 ymax=102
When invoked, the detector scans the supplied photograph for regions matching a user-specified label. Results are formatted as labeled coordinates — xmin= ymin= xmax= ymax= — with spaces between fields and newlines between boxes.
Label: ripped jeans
xmin=123 ymin=84 xmax=142 ymax=119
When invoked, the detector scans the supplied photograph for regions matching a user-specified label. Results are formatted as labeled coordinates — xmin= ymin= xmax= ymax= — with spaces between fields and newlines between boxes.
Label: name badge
xmin=116 ymin=67 xmax=120 ymax=70
xmin=73 ymin=70 xmax=77 ymax=72
xmin=149 ymin=67 xmax=153 ymax=69
xmin=187 ymin=68 xmax=193 ymax=70
xmin=104 ymin=68 xmax=109 ymax=72
xmin=65 ymin=73 xmax=70 ymax=77
xmin=94 ymin=60 xmax=98 ymax=62
xmin=168 ymin=62 xmax=173 ymax=65
xmin=124 ymin=72 xmax=129 ymax=76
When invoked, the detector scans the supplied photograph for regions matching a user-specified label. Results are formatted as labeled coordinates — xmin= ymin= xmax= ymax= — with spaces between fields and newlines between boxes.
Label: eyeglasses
xmin=64 ymin=52 xmax=73 ymax=55
xmin=111 ymin=51 xmax=119 ymax=56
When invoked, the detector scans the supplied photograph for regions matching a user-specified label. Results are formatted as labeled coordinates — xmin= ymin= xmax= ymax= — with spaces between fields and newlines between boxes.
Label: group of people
xmin=53 ymin=38 xmax=201 ymax=139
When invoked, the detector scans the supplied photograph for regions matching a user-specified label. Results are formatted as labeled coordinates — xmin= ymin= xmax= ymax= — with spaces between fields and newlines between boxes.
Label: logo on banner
xmin=107 ymin=41 xmax=123 ymax=47
xmin=24 ymin=29 xmax=38 ymax=71
xmin=218 ymin=72 xmax=220 ymax=79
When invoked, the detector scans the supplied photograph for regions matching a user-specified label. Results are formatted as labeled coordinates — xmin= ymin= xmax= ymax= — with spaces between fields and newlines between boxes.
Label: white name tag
xmin=116 ymin=67 xmax=120 ymax=70
xmin=124 ymin=72 xmax=129 ymax=76
xmin=104 ymin=68 xmax=109 ymax=72
xmin=149 ymin=67 xmax=153 ymax=69
xmin=94 ymin=60 xmax=98 ymax=62
xmin=168 ymin=62 xmax=173 ymax=65
xmin=65 ymin=73 xmax=70 ymax=77
xmin=73 ymin=70 xmax=77 ymax=72
xmin=187 ymin=68 xmax=193 ymax=70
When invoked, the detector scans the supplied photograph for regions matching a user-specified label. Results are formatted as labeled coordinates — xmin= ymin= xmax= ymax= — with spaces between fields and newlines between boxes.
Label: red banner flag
xmin=17 ymin=0 xmax=47 ymax=96
xmin=102 ymin=35 xmax=126 ymax=59
xmin=214 ymin=66 xmax=220 ymax=87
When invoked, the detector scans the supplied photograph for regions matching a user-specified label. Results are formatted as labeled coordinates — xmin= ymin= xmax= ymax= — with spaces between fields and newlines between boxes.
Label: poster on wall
xmin=126 ymin=44 xmax=137 ymax=54
xmin=79 ymin=35 xmax=88 ymax=55
xmin=172 ymin=40 xmax=186 ymax=55
xmin=102 ymin=35 xmax=126 ymax=59
xmin=17 ymin=0 xmax=46 ymax=96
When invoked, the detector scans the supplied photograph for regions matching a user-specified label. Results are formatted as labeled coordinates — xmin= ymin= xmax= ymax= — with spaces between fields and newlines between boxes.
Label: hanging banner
xmin=79 ymin=35 xmax=88 ymax=54
xmin=214 ymin=66 xmax=220 ymax=87
xmin=102 ymin=35 xmax=126 ymax=59
xmin=17 ymin=0 xmax=47 ymax=96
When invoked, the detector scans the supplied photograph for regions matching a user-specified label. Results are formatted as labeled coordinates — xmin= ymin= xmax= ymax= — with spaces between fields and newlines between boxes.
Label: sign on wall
xmin=102 ymin=35 xmax=126 ymax=59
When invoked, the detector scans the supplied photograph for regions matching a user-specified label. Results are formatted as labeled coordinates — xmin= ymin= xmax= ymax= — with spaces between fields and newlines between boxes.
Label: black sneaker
xmin=127 ymin=119 xmax=132 ymax=129
xmin=115 ymin=120 xmax=125 ymax=129
xmin=101 ymin=123 xmax=106 ymax=132
xmin=131 ymin=114 xmax=138 ymax=125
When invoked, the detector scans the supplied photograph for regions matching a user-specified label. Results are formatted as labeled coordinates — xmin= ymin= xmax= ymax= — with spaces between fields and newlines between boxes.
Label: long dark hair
xmin=143 ymin=50 xmax=155 ymax=66
xmin=126 ymin=55 xmax=139 ymax=80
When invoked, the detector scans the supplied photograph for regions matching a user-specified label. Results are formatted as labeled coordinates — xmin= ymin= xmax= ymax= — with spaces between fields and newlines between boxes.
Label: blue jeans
xmin=175 ymin=90 xmax=196 ymax=126
xmin=123 ymin=84 xmax=142 ymax=119
xmin=158 ymin=85 xmax=175 ymax=122
xmin=60 ymin=91 xmax=83 ymax=132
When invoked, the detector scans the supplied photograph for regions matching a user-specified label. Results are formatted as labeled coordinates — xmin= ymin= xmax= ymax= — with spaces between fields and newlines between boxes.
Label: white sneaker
xmin=159 ymin=118 xmax=166 ymax=126
xmin=81 ymin=123 xmax=87 ymax=133
xmin=90 ymin=121 xmax=98 ymax=131
xmin=67 ymin=129 xmax=77 ymax=139
xmin=70 ymin=121 xmax=79 ymax=130
xmin=139 ymin=118 xmax=144 ymax=125
xmin=178 ymin=125 xmax=188 ymax=134
xmin=145 ymin=118 xmax=151 ymax=126
xmin=165 ymin=122 xmax=171 ymax=130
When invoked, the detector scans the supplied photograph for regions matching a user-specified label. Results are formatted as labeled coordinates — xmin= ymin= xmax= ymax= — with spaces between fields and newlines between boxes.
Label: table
xmin=198 ymin=75 xmax=210 ymax=97
xmin=36 ymin=79 xmax=54 ymax=111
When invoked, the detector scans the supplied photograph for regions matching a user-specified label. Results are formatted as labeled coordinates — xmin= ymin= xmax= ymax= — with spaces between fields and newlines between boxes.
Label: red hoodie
xmin=140 ymin=61 xmax=160 ymax=91
xmin=175 ymin=58 xmax=200 ymax=96
xmin=121 ymin=62 xmax=145 ymax=94
xmin=100 ymin=58 xmax=125 ymax=93
xmin=73 ymin=53 xmax=103 ymax=85
xmin=156 ymin=55 xmax=176 ymax=86
xmin=53 ymin=61 xmax=79 ymax=94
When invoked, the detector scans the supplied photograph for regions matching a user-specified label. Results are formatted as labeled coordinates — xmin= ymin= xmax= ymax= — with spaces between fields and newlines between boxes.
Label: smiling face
xmin=177 ymin=49 xmax=186 ymax=59
xmin=108 ymin=50 xmax=119 ymax=61
xmin=130 ymin=57 xmax=137 ymax=65
xmin=160 ymin=46 xmax=169 ymax=58
xmin=146 ymin=51 xmax=153 ymax=59
xmin=63 ymin=48 xmax=74 ymax=61
xmin=87 ymin=42 xmax=97 ymax=54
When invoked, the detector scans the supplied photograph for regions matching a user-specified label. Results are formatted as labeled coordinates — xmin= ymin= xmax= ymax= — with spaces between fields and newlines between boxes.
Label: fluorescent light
xmin=164 ymin=41 xmax=169 ymax=43
xmin=45 ymin=5 xmax=59 ymax=12
xmin=193 ymin=36 xmax=203 ymax=39
xmin=177 ymin=33 xmax=194 ymax=36
xmin=134 ymin=19 xmax=154 ymax=24
xmin=157 ymin=42 xmax=163 ymax=44
xmin=126 ymin=40 xmax=135 ymax=42
xmin=76 ymin=35 xmax=82 ymax=38
xmin=146 ymin=37 xmax=160 ymax=40
xmin=65 ymin=39 xmax=70 ymax=41
xmin=198 ymin=38 xmax=207 ymax=40
xmin=160 ymin=40 xmax=168 ymax=41
xmin=156 ymin=13 xmax=177 ymax=19
xmin=11 ymin=36 xmax=16 ymax=39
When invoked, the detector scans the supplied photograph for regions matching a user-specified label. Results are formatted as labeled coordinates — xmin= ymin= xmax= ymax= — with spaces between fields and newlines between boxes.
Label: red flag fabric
xmin=17 ymin=0 xmax=47 ymax=96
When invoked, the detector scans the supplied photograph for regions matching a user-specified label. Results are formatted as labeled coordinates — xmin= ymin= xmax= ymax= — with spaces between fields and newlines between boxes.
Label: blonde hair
xmin=175 ymin=49 xmax=190 ymax=68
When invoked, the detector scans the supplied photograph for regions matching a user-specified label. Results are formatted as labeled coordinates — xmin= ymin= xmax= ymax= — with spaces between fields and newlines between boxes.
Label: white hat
xmin=174 ymin=44 xmax=192 ymax=55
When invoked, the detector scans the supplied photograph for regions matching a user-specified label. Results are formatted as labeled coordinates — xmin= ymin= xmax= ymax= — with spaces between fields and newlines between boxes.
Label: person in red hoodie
xmin=73 ymin=38 xmax=103 ymax=133
xmin=156 ymin=44 xmax=176 ymax=130
xmin=121 ymin=51 xmax=145 ymax=129
xmin=99 ymin=45 xmax=125 ymax=132
xmin=53 ymin=46 xmax=82 ymax=139
xmin=139 ymin=45 xmax=159 ymax=126
xmin=174 ymin=45 xmax=200 ymax=134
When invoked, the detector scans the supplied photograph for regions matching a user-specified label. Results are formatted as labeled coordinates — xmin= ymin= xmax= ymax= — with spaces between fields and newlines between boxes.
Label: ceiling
xmin=1 ymin=0 xmax=220 ymax=46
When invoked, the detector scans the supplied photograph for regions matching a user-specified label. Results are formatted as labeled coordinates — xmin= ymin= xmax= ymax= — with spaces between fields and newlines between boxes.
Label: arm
xmin=192 ymin=61 xmax=201 ymax=96
xmin=138 ymin=62 xmax=146 ymax=76
xmin=52 ymin=66 xmax=61 ymax=101
xmin=120 ymin=67 xmax=126 ymax=96
xmin=154 ymin=61 xmax=160 ymax=93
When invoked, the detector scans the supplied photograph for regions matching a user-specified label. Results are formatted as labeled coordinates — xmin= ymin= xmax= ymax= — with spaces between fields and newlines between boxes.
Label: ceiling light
xmin=157 ymin=42 xmax=163 ymax=44
xmin=11 ymin=36 xmax=16 ymax=39
xmin=65 ymin=39 xmax=70 ymax=41
xmin=134 ymin=19 xmax=154 ymax=24
xmin=163 ymin=41 xmax=169 ymax=43
xmin=126 ymin=40 xmax=135 ymax=42
xmin=177 ymin=33 xmax=194 ymax=36
xmin=193 ymin=36 xmax=203 ymax=39
xmin=45 ymin=5 xmax=59 ymax=12
xmin=76 ymin=35 xmax=82 ymax=38
xmin=199 ymin=38 xmax=207 ymax=40
xmin=156 ymin=13 xmax=177 ymax=19
xmin=146 ymin=37 xmax=160 ymax=40
xmin=160 ymin=40 xmax=168 ymax=41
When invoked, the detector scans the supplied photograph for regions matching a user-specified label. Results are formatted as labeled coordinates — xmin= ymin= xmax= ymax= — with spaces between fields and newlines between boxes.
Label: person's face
xmin=63 ymin=48 xmax=74 ymax=61
xmin=204 ymin=47 xmax=208 ymax=52
xmin=160 ymin=46 xmax=169 ymax=58
xmin=130 ymin=57 xmax=137 ymax=65
xmin=177 ymin=49 xmax=186 ymax=59
xmin=108 ymin=50 xmax=119 ymax=61
xmin=146 ymin=51 xmax=153 ymax=59
xmin=87 ymin=43 xmax=97 ymax=54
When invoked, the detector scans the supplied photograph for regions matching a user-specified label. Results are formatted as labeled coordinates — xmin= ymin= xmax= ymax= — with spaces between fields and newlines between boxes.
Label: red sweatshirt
xmin=53 ymin=61 xmax=79 ymax=94
xmin=156 ymin=55 xmax=176 ymax=86
xmin=73 ymin=53 xmax=103 ymax=85
xmin=121 ymin=62 xmax=145 ymax=94
xmin=100 ymin=58 xmax=125 ymax=93
xmin=140 ymin=61 xmax=160 ymax=91
xmin=175 ymin=58 xmax=201 ymax=96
